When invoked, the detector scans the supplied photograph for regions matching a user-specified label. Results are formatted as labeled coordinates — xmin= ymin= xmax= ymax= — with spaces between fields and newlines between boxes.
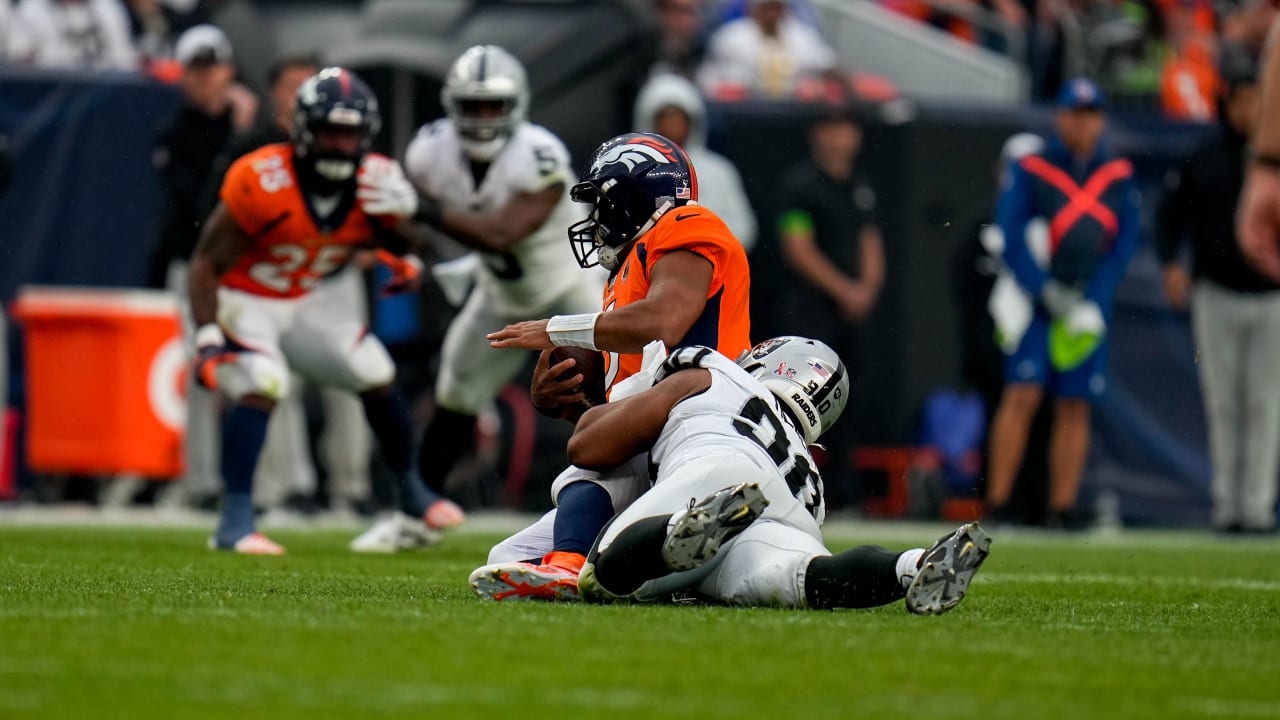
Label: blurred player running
xmin=190 ymin=67 xmax=443 ymax=554
xmin=350 ymin=45 xmax=601 ymax=551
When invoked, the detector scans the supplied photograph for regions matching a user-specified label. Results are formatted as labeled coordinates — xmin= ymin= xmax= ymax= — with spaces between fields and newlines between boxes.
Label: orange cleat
xmin=469 ymin=551 xmax=586 ymax=602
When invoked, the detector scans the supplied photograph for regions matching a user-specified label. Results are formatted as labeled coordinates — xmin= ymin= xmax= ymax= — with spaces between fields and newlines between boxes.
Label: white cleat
xmin=661 ymin=482 xmax=769 ymax=572
xmin=905 ymin=521 xmax=992 ymax=615
xmin=350 ymin=512 xmax=442 ymax=553
xmin=208 ymin=532 xmax=286 ymax=556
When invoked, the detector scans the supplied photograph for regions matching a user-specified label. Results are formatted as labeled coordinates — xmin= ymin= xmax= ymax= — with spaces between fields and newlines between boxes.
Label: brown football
xmin=549 ymin=346 xmax=607 ymax=409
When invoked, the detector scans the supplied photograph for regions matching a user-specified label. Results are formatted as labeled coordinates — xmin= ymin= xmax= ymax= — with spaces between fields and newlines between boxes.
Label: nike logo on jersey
xmin=675 ymin=213 xmax=699 ymax=221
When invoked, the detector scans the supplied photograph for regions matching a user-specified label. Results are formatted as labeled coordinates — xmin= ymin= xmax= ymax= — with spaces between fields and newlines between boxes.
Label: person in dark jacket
xmin=1158 ymin=48 xmax=1277 ymax=534
xmin=148 ymin=24 xmax=255 ymax=289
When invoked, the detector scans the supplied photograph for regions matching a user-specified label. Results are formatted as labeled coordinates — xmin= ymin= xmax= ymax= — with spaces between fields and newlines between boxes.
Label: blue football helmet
xmin=568 ymin=132 xmax=698 ymax=271
xmin=293 ymin=67 xmax=381 ymax=186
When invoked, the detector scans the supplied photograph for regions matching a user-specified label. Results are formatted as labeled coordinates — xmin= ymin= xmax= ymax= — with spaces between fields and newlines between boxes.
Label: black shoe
xmin=1046 ymin=508 xmax=1090 ymax=532
xmin=661 ymin=483 xmax=769 ymax=572
xmin=906 ymin=521 xmax=993 ymax=615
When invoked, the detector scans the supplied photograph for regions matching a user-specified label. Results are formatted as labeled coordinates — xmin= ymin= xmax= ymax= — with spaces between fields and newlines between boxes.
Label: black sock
xmin=552 ymin=482 xmax=615 ymax=556
xmin=805 ymin=546 xmax=908 ymax=609
xmin=361 ymin=390 xmax=412 ymax=476
xmin=361 ymin=390 xmax=437 ymax=517
xmin=416 ymin=407 xmax=476 ymax=493
xmin=589 ymin=514 xmax=673 ymax=595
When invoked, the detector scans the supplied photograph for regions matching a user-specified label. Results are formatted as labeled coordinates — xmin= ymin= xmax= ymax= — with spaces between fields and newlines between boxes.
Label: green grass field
xmin=2 ymin=523 xmax=1278 ymax=719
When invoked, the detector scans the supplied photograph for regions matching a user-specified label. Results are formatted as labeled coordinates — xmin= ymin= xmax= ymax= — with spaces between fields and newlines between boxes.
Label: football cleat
xmin=661 ymin=482 xmax=769 ymax=572
xmin=350 ymin=512 xmax=442 ymax=553
xmin=208 ymin=532 xmax=286 ymax=556
xmin=424 ymin=498 xmax=466 ymax=531
xmin=576 ymin=562 xmax=622 ymax=605
xmin=905 ymin=521 xmax=992 ymax=615
xmin=470 ymin=551 xmax=585 ymax=602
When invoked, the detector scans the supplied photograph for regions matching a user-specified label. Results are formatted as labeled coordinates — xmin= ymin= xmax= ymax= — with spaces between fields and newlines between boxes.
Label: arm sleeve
xmin=997 ymin=161 xmax=1049 ymax=296
xmin=1155 ymin=158 xmax=1192 ymax=265
xmin=1086 ymin=181 xmax=1143 ymax=306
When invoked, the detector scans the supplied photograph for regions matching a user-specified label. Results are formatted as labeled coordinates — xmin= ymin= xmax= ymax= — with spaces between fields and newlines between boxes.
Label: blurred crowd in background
xmin=0 ymin=0 xmax=1276 ymax=534
xmin=0 ymin=0 xmax=1274 ymax=118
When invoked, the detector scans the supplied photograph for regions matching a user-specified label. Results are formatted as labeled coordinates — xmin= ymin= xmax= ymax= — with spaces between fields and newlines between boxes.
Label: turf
xmin=1 ymin=525 xmax=1278 ymax=720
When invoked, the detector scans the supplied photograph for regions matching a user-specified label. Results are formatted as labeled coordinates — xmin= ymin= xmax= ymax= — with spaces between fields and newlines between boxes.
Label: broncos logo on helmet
xmin=568 ymin=133 xmax=697 ymax=271
xmin=589 ymin=138 xmax=678 ymax=174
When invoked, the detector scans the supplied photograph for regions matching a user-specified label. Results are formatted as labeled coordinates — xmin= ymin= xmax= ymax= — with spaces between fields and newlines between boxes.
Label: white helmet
xmin=737 ymin=336 xmax=849 ymax=445
xmin=441 ymin=45 xmax=530 ymax=162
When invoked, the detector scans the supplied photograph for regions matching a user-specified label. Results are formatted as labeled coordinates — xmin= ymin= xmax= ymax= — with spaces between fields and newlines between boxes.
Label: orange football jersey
xmin=219 ymin=144 xmax=392 ymax=299
xmin=601 ymin=205 xmax=751 ymax=393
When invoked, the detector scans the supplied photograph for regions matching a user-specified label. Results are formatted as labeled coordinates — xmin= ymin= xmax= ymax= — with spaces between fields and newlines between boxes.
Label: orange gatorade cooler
xmin=11 ymin=287 xmax=187 ymax=478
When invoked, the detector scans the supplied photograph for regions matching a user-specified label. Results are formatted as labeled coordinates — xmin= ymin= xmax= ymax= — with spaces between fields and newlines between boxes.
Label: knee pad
xmin=348 ymin=335 xmax=396 ymax=392
xmin=218 ymin=352 xmax=291 ymax=402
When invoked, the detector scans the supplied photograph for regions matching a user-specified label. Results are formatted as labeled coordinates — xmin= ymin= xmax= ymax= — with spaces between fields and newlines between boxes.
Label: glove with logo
xmin=357 ymin=156 xmax=419 ymax=220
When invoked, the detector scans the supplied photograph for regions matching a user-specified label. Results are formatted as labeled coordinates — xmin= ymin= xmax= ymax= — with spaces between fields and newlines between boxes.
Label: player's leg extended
xmin=283 ymin=300 xmax=447 ymax=550
xmin=581 ymin=455 xmax=776 ymax=601
xmin=215 ymin=394 xmax=279 ymax=552
xmin=208 ymin=290 xmax=292 ymax=554
xmin=423 ymin=291 xmax=526 ymax=505
xmin=469 ymin=460 xmax=650 ymax=601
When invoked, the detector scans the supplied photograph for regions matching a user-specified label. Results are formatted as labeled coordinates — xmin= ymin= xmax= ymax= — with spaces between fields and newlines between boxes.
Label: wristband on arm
xmin=547 ymin=312 xmax=601 ymax=350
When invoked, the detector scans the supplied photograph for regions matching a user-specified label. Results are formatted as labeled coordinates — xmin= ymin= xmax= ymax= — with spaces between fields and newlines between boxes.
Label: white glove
xmin=1040 ymin=279 xmax=1083 ymax=318
xmin=357 ymin=156 xmax=418 ymax=219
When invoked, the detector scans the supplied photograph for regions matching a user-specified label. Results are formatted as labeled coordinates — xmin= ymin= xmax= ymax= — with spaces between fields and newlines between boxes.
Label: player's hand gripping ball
xmin=549 ymin=346 xmax=606 ymax=419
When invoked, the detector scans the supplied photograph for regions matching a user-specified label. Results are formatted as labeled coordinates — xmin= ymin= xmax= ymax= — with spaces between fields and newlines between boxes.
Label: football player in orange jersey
xmin=188 ymin=67 xmax=453 ymax=554
xmin=470 ymin=132 xmax=752 ymax=600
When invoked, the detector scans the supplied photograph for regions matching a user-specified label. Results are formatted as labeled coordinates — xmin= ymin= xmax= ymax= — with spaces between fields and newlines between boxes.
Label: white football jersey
xmin=404 ymin=120 xmax=590 ymax=316
xmin=650 ymin=347 xmax=826 ymax=524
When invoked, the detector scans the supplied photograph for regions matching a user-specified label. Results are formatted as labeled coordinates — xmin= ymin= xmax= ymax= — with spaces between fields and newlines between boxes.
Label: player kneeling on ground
xmin=476 ymin=337 xmax=991 ymax=612
xmin=190 ymin=67 xmax=452 ymax=554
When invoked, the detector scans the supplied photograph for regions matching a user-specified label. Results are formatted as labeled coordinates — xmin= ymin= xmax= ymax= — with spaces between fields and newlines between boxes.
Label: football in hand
xmin=550 ymin=346 xmax=607 ymax=410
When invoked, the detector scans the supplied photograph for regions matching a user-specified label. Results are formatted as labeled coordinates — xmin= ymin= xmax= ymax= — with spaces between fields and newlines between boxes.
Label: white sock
xmin=896 ymin=548 xmax=926 ymax=588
